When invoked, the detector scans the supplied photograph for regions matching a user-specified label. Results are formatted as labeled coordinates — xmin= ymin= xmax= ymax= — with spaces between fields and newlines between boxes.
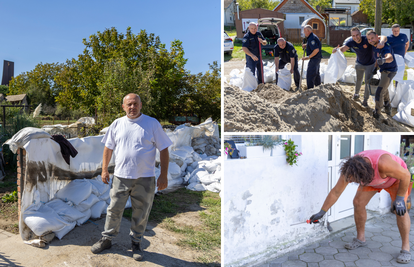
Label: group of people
xmin=242 ymin=22 xmax=410 ymax=119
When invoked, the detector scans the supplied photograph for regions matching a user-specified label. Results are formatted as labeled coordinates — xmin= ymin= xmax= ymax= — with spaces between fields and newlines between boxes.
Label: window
xmin=354 ymin=135 xmax=364 ymax=155
xmin=299 ymin=16 xmax=305 ymax=25
xmin=328 ymin=135 xmax=332 ymax=161
xmin=329 ymin=17 xmax=347 ymax=26
xmin=340 ymin=135 xmax=351 ymax=159
xmin=224 ymin=135 xmax=281 ymax=144
xmin=313 ymin=23 xmax=318 ymax=30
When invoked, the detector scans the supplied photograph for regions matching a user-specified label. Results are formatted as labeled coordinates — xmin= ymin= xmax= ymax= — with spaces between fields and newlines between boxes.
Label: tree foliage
xmin=8 ymin=63 xmax=64 ymax=107
xmin=308 ymin=0 xmax=332 ymax=13
xmin=359 ymin=0 xmax=414 ymax=27
xmin=238 ymin=0 xmax=280 ymax=10
xmin=0 ymin=85 xmax=8 ymax=95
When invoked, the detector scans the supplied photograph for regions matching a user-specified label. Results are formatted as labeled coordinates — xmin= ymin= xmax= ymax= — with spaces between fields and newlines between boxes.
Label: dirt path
xmin=0 ymin=216 xmax=208 ymax=267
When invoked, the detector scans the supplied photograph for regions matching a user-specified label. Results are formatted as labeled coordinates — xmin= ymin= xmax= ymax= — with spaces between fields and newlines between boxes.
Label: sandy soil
xmin=0 ymin=214 xmax=210 ymax=267
xmin=223 ymin=58 xmax=413 ymax=132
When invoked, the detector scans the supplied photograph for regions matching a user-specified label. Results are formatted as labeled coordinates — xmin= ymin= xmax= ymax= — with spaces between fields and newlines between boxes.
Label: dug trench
xmin=224 ymin=82 xmax=413 ymax=132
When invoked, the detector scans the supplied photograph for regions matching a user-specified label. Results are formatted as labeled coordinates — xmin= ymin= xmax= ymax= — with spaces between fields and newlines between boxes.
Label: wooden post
xmin=374 ymin=0 xmax=382 ymax=35
xmin=67 ymin=117 xmax=70 ymax=125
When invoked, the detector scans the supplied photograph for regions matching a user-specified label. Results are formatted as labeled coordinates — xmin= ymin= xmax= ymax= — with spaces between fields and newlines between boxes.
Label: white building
xmin=224 ymin=0 xmax=237 ymax=27
xmin=223 ymin=134 xmax=403 ymax=267
xmin=332 ymin=0 xmax=361 ymax=15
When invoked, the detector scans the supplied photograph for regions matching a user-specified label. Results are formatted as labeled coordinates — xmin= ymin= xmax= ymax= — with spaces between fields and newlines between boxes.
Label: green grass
xmin=224 ymin=26 xmax=236 ymax=37
xmin=123 ymin=188 xmax=221 ymax=265
xmin=225 ymin=40 xmax=357 ymax=61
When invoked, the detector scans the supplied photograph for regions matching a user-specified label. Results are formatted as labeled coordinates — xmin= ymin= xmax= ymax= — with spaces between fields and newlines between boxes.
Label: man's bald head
xmin=122 ymin=93 xmax=142 ymax=119
xmin=123 ymin=93 xmax=141 ymax=104
xmin=304 ymin=25 xmax=313 ymax=37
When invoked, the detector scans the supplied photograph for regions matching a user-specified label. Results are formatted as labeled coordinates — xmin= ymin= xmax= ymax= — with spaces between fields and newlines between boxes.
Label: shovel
xmin=258 ymin=40 xmax=265 ymax=84
xmin=298 ymin=48 xmax=306 ymax=93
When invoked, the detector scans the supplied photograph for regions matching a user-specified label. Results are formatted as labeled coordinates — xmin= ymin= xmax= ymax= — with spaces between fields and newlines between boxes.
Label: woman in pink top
xmin=309 ymin=150 xmax=412 ymax=264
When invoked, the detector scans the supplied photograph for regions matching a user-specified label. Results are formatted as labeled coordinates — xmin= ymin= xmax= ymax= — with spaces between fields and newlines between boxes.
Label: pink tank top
xmin=356 ymin=150 xmax=407 ymax=189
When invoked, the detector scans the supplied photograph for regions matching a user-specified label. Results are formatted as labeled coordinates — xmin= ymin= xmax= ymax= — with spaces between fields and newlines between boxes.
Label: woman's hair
xmin=340 ymin=155 xmax=374 ymax=186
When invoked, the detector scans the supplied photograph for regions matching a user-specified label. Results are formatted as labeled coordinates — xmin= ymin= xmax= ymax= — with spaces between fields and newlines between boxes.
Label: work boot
xmin=373 ymin=110 xmax=380 ymax=119
xmin=353 ymin=94 xmax=360 ymax=100
xmin=362 ymin=100 xmax=368 ymax=107
xmin=132 ymin=241 xmax=144 ymax=261
xmin=91 ymin=237 xmax=112 ymax=254
xmin=384 ymin=104 xmax=391 ymax=115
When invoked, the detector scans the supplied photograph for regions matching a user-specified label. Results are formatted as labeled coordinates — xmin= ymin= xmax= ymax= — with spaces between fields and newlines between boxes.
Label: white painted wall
xmin=224 ymin=5 xmax=236 ymax=26
xmin=223 ymin=135 xmax=329 ymax=266
xmin=284 ymin=13 xmax=318 ymax=29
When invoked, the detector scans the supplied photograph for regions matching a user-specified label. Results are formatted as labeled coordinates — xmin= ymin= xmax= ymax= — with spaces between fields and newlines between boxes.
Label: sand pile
xmin=224 ymin=83 xmax=410 ymax=132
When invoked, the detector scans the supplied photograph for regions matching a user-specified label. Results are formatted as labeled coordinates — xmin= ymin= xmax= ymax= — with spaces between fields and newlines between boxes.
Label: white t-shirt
xmin=102 ymin=114 xmax=172 ymax=179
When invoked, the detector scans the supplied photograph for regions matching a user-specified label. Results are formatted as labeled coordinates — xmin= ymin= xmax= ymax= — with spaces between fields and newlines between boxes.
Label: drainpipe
xmin=237 ymin=3 xmax=239 ymax=20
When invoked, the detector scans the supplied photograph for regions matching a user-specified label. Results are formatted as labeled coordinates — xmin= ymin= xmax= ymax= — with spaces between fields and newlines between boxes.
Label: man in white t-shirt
xmin=91 ymin=93 xmax=172 ymax=261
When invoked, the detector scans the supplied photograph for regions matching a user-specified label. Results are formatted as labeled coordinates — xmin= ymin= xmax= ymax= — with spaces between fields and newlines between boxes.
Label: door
xmin=328 ymin=135 xmax=367 ymax=222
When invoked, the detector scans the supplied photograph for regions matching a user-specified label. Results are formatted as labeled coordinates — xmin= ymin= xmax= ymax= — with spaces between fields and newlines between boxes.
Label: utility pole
xmin=374 ymin=0 xmax=382 ymax=34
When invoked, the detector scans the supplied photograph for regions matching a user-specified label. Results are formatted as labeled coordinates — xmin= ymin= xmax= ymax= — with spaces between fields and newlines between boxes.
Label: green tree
xmin=55 ymin=27 xmax=189 ymax=124
xmin=359 ymin=0 xmax=413 ymax=27
xmin=308 ymin=0 xmax=332 ymax=13
xmin=0 ymin=85 xmax=9 ymax=95
xmin=238 ymin=0 xmax=280 ymax=10
xmin=8 ymin=62 xmax=64 ymax=107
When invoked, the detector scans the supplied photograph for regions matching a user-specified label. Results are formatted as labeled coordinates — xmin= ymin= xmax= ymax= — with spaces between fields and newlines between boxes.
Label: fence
xmin=284 ymin=29 xmax=302 ymax=44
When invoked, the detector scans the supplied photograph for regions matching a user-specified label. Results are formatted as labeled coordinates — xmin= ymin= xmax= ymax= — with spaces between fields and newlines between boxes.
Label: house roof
xmin=6 ymin=94 xmax=26 ymax=102
xmin=224 ymin=0 xmax=233 ymax=9
xmin=351 ymin=9 xmax=363 ymax=16
xmin=273 ymin=0 xmax=324 ymax=20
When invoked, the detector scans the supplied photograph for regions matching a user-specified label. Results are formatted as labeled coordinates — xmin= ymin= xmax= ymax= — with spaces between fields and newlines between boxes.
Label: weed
xmin=2 ymin=191 xmax=17 ymax=203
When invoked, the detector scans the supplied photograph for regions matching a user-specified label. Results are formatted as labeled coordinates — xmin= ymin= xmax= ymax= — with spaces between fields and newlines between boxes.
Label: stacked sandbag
xmin=184 ymin=156 xmax=221 ymax=193
xmin=339 ymin=65 xmax=357 ymax=84
xmin=392 ymin=81 xmax=414 ymax=127
xmin=192 ymin=136 xmax=220 ymax=156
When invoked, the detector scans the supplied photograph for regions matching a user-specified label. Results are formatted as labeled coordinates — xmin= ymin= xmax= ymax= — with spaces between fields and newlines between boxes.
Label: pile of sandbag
xmin=23 ymin=177 xmax=114 ymax=241
xmin=392 ymin=81 xmax=414 ymax=127
xmin=41 ymin=117 xmax=96 ymax=138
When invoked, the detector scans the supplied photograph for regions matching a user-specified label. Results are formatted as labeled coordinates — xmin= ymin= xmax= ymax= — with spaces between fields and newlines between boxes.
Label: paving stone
xmin=358 ymin=254 xmax=370 ymax=259
xmin=338 ymin=248 xmax=349 ymax=253
xmin=281 ymin=260 xmax=307 ymax=267
xmin=330 ymin=240 xmax=348 ymax=249
xmin=365 ymin=226 xmax=384 ymax=233
xmin=334 ymin=252 xmax=359 ymax=261
xmin=368 ymin=252 xmax=393 ymax=262
xmin=320 ymin=241 xmax=330 ymax=247
xmin=390 ymin=240 xmax=404 ymax=248
xmin=381 ymin=231 xmax=401 ymax=238
xmin=324 ymin=255 xmax=335 ymax=260
xmin=268 ymin=255 xmax=288 ymax=264
xmin=269 ymin=263 xmax=281 ymax=267
xmin=355 ymin=259 xmax=382 ymax=267
xmin=319 ymin=259 xmax=346 ymax=267
xmin=390 ymin=259 xmax=414 ymax=266
xmin=348 ymin=247 xmax=373 ymax=256
xmin=304 ymin=242 xmax=320 ymax=249
xmin=256 ymin=264 xmax=270 ymax=267
xmin=370 ymin=248 xmax=381 ymax=252
xmin=307 ymin=263 xmax=318 ymax=267
xmin=342 ymin=236 xmax=358 ymax=243
xmin=344 ymin=262 xmax=357 ymax=266
xmin=371 ymin=236 xmax=393 ymax=243
xmin=380 ymin=245 xmax=401 ymax=255
xmin=305 ymin=249 xmax=315 ymax=253
xmin=299 ymin=253 xmax=324 ymax=263
xmin=315 ymin=247 xmax=339 ymax=255
xmin=378 ymin=261 xmax=393 ymax=266
xmin=366 ymin=240 xmax=382 ymax=249
xmin=287 ymin=255 xmax=298 ymax=260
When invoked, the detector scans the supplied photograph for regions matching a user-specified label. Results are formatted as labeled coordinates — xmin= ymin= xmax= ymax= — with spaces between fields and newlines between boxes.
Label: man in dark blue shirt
xmin=242 ymin=22 xmax=267 ymax=84
xmin=334 ymin=27 xmax=387 ymax=106
xmin=301 ymin=25 xmax=322 ymax=89
xmin=386 ymin=24 xmax=409 ymax=58
xmin=367 ymin=30 xmax=398 ymax=119
xmin=274 ymin=38 xmax=300 ymax=88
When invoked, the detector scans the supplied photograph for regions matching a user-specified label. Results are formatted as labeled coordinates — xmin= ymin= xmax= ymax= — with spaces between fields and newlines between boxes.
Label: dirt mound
xmin=224 ymin=83 xmax=410 ymax=132
xmin=251 ymin=83 xmax=293 ymax=104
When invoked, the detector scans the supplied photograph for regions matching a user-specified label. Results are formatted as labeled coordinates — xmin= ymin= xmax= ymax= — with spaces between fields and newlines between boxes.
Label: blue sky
xmin=0 ymin=0 xmax=221 ymax=78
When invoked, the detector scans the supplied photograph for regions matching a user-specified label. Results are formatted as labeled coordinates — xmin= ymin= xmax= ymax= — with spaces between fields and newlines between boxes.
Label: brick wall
xmin=17 ymin=148 xmax=25 ymax=217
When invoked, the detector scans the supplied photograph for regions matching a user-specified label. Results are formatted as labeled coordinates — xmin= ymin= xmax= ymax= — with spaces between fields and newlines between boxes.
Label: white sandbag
xmin=205 ymin=182 xmax=221 ymax=193
xmin=277 ymin=68 xmax=291 ymax=91
xmin=339 ymin=65 xmax=356 ymax=84
xmin=23 ymin=204 xmax=69 ymax=236
xmin=391 ymin=82 xmax=411 ymax=108
xmin=77 ymin=117 xmax=95 ymax=125
xmin=99 ymin=188 xmax=110 ymax=201
xmin=405 ymin=52 xmax=414 ymax=68
xmin=88 ymin=178 xmax=110 ymax=197
xmin=264 ymin=63 xmax=276 ymax=83
xmin=198 ymin=174 xmax=219 ymax=185
xmin=179 ymin=145 xmax=195 ymax=154
xmin=4 ymin=127 xmax=51 ymax=153
xmin=75 ymin=194 xmax=100 ymax=213
xmin=400 ymin=81 xmax=414 ymax=105
xmin=229 ymin=69 xmax=241 ymax=78
xmin=324 ymin=50 xmax=347 ymax=84
xmin=241 ymin=67 xmax=258 ymax=92
xmin=90 ymin=200 xmax=107 ymax=219
xmin=407 ymin=69 xmax=414 ymax=81
xmin=184 ymin=157 xmax=194 ymax=165
xmin=55 ymin=179 xmax=93 ymax=206
xmin=198 ymin=161 xmax=219 ymax=173
xmin=192 ymin=152 xmax=202 ymax=162
xmin=125 ymin=197 xmax=131 ymax=209
xmin=76 ymin=209 xmax=91 ymax=226
xmin=102 ymin=202 xmax=109 ymax=214
xmin=54 ymin=221 xmax=76 ymax=240
xmin=186 ymin=182 xmax=207 ymax=191
xmin=392 ymin=81 xmax=414 ymax=126
xmin=169 ymin=177 xmax=184 ymax=187
xmin=229 ymin=77 xmax=243 ymax=89
xmin=180 ymin=162 xmax=188 ymax=173
xmin=171 ymin=149 xmax=190 ymax=162
xmin=298 ymin=60 xmax=308 ymax=79
xmin=168 ymin=162 xmax=182 ymax=179
xmin=45 ymin=199 xmax=85 ymax=223
xmin=188 ymin=169 xmax=210 ymax=184
xmin=106 ymin=198 xmax=111 ymax=205
xmin=394 ymin=54 xmax=405 ymax=82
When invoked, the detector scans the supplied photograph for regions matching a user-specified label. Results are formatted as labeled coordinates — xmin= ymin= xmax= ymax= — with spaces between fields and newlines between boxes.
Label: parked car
xmin=257 ymin=17 xmax=284 ymax=54
xmin=224 ymin=31 xmax=234 ymax=56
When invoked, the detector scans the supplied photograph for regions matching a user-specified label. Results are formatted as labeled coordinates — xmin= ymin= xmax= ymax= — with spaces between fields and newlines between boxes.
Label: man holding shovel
xmin=242 ymin=22 xmax=267 ymax=84
xmin=301 ymin=25 xmax=322 ymax=89
xmin=367 ymin=30 xmax=398 ymax=119
xmin=309 ymin=150 xmax=412 ymax=264
xmin=333 ymin=27 xmax=387 ymax=106
xmin=274 ymin=38 xmax=300 ymax=88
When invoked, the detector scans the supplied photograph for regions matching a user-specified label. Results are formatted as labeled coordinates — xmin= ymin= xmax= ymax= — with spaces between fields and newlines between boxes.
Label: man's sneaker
xmin=385 ymin=104 xmax=391 ymax=115
xmin=362 ymin=100 xmax=368 ymax=107
xmin=132 ymin=242 xmax=144 ymax=261
xmin=373 ymin=110 xmax=380 ymax=119
xmin=353 ymin=94 xmax=360 ymax=100
xmin=91 ymin=237 xmax=112 ymax=254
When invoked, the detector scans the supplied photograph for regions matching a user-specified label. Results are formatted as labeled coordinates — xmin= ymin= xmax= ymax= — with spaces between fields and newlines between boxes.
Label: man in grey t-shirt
xmin=91 ymin=93 xmax=172 ymax=261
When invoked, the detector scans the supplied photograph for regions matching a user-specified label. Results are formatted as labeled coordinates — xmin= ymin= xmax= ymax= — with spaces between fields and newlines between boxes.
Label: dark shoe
xmin=385 ymin=104 xmax=391 ymax=115
xmin=353 ymin=94 xmax=360 ymax=100
xmin=373 ymin=110 xmax=380 ymax=119
xmin=132 ymin=242 xmax=144 ymax=261
xmin=91 ymin=237 xmax=111 ymax=254
xmin=362 ymin=100 xmax=368 ymax=107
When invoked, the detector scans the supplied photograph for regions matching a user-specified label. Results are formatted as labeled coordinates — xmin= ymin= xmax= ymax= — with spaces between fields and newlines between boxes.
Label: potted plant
xmin=224 ymin=142 xmax=234 ymax=159
xmin=281 ymin=139 xmax=302 ymax=166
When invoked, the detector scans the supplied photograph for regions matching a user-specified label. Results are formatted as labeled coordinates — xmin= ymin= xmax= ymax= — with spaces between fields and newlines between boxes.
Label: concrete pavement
xmin=256 ymin=212 xmax=414 ymax=267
